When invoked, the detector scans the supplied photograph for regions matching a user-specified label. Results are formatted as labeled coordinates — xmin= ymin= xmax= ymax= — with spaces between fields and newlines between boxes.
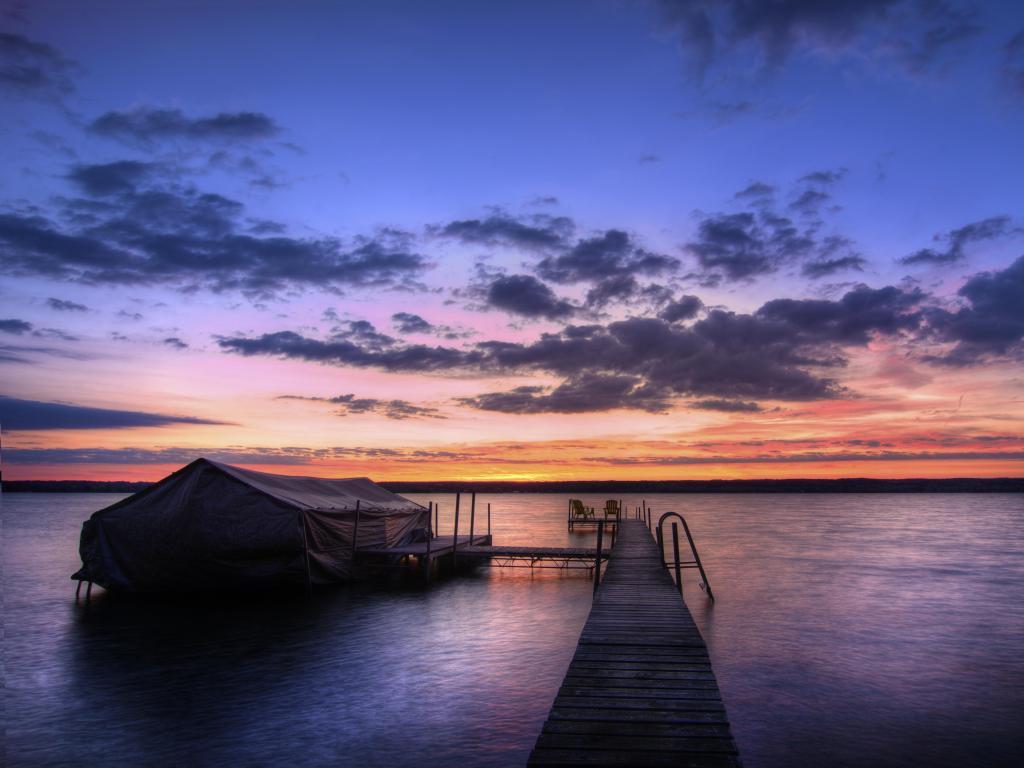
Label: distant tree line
xmin=3 ymin=477 xmax=1021 ymax=493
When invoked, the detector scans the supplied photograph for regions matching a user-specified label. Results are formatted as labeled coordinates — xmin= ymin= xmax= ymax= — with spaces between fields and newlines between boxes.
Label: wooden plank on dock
xmin=356 ymin=534 xmax=492 ymax=557
xmin=528 ymin=520 xmax=740 ymax=767
xmin=358 ymin=540 xmax=608 ymax=569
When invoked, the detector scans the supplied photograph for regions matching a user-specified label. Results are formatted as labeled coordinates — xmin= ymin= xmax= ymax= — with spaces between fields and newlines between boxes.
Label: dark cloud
xmin=220 ymin=329 xmax=480 ymax=373
xmin=0 ymin=32 xmax=77 ymax=100
xmin=926 ymin=255 xmax=1024 ymax=365
xmin=0 ymin=342 xmax=92 ymax=363
xmin=0 ymin=319 xmax=76 ymax=341
xmin=735 ymin=181 xmax=775 ymax=200
xmin=537 ymin=229 xmax=679 ymax=284
xmin=802 ymin=254 xmax=868 ymax=278
xmin=34 ymin=327 xmax=77 ymax=342
xmin=528 ymin=195 xmax=560 ymax=206
xmin=800 ymin=168 xmax=848 ymax=185
xmin=459 ymin=373 xmax=668 ymax=414
xmin=90 ymin=106 xmax=279 ymax=145
xmin=0 ymin=318 xmax=32 ymax=334
xmin=0 ymin=176 xmax=429 ymax=296
xmin=435 ymin=212 xmax=572 ymax=250
xmin=686 ymin=211 xmax=814 ymax=280
xmin=163 ymin=337 xmax=188 ymax=350
xmin=486 ymin=274 xmax=575 ymax=320
xmin=221 ymin=283 xmax=926 ymax=413
xmin=638 ymin=154 xmax=661 ymax=164
xmin=46 ymin=297 xmax=88 ymax=312
xmin=654 ymin=0 xmax=982 ymax=79
xmin=276 ymin=393 xmax=442 ymax=420
xmin=900 ymin=215 xmax=1015 ymax=266
xmin=690 ymin=398 xmax=761 ymax=412
xmin=0 ymin=395 xmax=228 ymax=430
xmin=659 ymin=294 xmax=704 ymax=322
xmin=585 ymin=275 xmax=639 ymax=308
xmin=690 ymin=178 xmax=865 ymax=280
xmin=334 ymin=319 xmax=397 ymax=348
xmin=755 ymin=284 xmax=924 ymax=345
xmin=442 ymin=215 xmax=679 ymax=307
xmin=391 ymin=312 xmax=434 ymax=334
xmin=789 ymin=188 xmax=831 ymax=216
xmin=67 ymin=161 xmax=156 ymax=196
xmin=1002 ymin=30 xmax=1024 ymax=98
xmin=390 ymin=311 xmax=469 ymax=340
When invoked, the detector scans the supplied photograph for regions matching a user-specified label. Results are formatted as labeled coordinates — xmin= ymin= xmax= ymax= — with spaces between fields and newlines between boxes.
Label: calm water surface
xmin=4 ymin=492 xmax=1023 ymax=767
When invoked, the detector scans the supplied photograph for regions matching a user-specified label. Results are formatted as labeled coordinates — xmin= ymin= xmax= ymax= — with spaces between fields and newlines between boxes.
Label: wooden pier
xmin=528 ymin=519 xmax=740 ymax=767
xmin=358 ymin=537 xmax=609 ymax=575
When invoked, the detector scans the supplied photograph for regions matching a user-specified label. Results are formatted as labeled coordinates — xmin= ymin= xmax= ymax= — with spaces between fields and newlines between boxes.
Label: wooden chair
xmin=570 ymin=499 xmax=594 ymax=520
xmin=602 ymin=499 xmax=621 ymax=519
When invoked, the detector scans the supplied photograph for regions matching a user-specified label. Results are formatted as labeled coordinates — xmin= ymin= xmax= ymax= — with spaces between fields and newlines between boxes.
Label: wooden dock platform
xmin=528 ymin=519 xmax=741 ymax=767
xmin=357 ymin=534 xmax=493 ymax=558
xmin=358 ymin=537 xmax=608 ymax=572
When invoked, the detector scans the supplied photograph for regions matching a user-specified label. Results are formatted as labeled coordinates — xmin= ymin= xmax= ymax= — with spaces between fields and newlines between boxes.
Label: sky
xmin=1 ymin=0 xmax=1023 ymax=481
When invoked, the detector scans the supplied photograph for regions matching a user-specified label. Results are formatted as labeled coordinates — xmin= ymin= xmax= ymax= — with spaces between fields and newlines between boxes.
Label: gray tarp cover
xmin=74 ymin=458 xmax=429 ymax=591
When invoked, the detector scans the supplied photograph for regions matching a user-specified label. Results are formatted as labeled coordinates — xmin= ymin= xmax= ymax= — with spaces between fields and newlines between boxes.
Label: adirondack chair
xmin=570 ymin=499 xmax=594 ymax=520
xmin=602 ymin=499 xmax=621 ymax=519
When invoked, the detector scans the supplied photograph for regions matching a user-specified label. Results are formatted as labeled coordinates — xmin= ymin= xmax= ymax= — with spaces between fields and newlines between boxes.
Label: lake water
xmin=3 ymin=492 xmax=1023 ymax=767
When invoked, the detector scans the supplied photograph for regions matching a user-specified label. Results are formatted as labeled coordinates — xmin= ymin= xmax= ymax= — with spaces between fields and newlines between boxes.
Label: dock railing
xmin=655 ymin=511 xmax=715 ymax=600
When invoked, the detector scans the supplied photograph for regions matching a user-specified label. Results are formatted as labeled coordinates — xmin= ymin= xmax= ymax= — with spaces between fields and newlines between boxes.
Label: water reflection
xmin=5 ymin=492 xmax=1024 ymax=767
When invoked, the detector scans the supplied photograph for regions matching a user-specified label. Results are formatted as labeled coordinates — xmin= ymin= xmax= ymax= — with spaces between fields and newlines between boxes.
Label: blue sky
xmin=2 ymin=0 xmax=1023 ymax=479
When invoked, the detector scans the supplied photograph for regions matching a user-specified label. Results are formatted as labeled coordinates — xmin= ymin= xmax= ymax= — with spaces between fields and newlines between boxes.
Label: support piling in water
xmin=350 ymin=500 xmax=362 ymax=567
xmin=424 ymin=501 xmax=433 ymax=583
xmin=452 ymin=493 xmax=460 ymax=568
xmin=593 ymin=522 xmax=604 ymax=594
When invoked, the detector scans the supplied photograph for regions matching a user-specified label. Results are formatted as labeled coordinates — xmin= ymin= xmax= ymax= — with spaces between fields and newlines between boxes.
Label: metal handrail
xmin=655 ymin=512 xmax=715 ymax=601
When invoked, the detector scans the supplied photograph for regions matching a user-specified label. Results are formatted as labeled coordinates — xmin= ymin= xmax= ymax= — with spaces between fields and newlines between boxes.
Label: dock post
xmin=350 ymin=500 xmax=362 ymax=568
xmin=656 ymin=524 xmax=665 ymax=567
xmin=452 ymin=493 xmax=460 ymax=568
xmin=85 ymin=581 xmax=92 ymax=600
xmin=593 ymin=522 xmax=604 ymax=594
xmin=434 ymin=502 xmax=439 ymax=536
xmin=75 ymin=580 xmax=82 ymax=599
xmin=425 ymin=503 xmax=433 ymax=584
xmin=469 ymin=492 xmax=476 ymax=543
xmin=427 ymin=501 xmax=433 ymax=538
xmin=487 ymin=502 xmax=491 ymax=538
xmin=671 ymin=522 xmax=683 ymax=594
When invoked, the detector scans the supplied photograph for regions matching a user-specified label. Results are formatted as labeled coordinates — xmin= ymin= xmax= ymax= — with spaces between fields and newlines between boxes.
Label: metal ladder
xmin=655 ymin=512 xmax=715 ymax=601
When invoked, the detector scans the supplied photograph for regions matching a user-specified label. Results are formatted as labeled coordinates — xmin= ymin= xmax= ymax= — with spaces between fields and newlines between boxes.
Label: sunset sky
xmin=2 ymin=0 xmax=1022 ymax=481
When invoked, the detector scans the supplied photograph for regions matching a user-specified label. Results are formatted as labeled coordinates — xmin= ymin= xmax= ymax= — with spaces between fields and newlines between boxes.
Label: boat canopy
xmin=73 ymin=458 xmax=429 ymax=591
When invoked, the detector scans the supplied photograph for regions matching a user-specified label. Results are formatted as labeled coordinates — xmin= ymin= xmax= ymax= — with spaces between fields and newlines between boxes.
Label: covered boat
xmin=72 ymin=458 xmax=429 ymax=591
